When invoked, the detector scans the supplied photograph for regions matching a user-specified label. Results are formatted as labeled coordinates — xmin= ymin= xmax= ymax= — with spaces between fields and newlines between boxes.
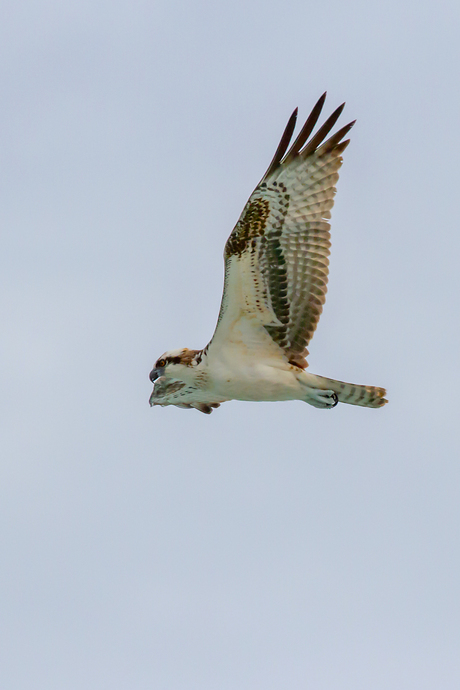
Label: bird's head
xmin=149 ymin=348 xmax=204 ymax=407
xmin=149 ymin=348 xmax=203 ymax=384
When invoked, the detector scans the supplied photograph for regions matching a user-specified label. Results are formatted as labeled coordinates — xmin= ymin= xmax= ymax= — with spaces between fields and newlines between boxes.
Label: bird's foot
xmin=305 ymin=388 xmax=339 ymax=409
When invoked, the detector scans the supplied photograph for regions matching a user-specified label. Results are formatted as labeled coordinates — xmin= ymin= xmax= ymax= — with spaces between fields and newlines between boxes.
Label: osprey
xmin=149 ymin=94 xmax=387 ymax=414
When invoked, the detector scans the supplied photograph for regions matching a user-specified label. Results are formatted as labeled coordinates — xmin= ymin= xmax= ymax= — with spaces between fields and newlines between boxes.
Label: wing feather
xmin=209 ymin=96 xmax=354 ymax=367
xmin=263 ymin=108 xmax=298 ymax=179
xmin=283 ymin=92 xmax=326 ymax=163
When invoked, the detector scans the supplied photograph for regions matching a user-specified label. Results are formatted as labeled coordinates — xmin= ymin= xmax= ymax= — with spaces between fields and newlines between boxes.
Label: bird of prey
xmin=149 ymin=94 xmax=387 ymax=414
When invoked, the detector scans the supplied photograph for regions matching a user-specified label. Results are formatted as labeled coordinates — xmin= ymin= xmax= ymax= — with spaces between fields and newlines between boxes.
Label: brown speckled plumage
xmin=225 ymin=198 xmax=271 ymax=258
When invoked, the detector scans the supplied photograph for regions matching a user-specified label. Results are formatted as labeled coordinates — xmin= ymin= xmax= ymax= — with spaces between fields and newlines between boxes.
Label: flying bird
xmin=149 ymin=94 xmax=387 ymax=414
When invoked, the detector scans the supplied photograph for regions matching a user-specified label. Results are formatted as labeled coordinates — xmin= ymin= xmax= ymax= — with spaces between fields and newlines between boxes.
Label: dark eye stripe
xmin=156 ymin=356 xmax=181 ymax=368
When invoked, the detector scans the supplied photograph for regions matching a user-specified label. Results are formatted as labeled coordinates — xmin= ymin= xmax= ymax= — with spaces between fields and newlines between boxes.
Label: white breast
xmin=205 ymin=315 xmax=303 ymax=402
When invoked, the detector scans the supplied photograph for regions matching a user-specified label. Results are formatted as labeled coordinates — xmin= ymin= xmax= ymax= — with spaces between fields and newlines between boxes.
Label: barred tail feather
xmin=314 ymin=375 xmax=387 ymax=408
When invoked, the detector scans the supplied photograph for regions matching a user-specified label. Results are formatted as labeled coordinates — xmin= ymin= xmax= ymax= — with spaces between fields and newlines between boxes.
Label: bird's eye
xmin=157 ymin=359 xmax=166 ymax=368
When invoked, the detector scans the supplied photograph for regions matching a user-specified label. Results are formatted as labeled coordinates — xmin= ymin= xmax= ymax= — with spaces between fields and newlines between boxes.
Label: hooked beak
xmin=149 ymin=367 xmax=159 ymax=383
xmin=149 ymin=368 xmax=160 ymax=407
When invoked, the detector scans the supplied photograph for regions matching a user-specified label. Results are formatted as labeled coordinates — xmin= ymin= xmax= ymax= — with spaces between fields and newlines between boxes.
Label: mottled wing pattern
xmin=211 ymin=94 xmax=353 ymax=367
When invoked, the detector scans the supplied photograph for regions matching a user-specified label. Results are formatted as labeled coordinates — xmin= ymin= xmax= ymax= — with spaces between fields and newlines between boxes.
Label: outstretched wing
xmin=208 ymin=93 xmax=354 ymax=367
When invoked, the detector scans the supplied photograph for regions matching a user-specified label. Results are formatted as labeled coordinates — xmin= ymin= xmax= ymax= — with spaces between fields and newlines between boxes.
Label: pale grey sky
xmin=1 ymin=1 xmax=460 ymax=688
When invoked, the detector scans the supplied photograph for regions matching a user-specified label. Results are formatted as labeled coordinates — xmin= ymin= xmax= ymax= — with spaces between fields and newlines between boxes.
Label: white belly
xmin=207 ymin=355 xmax=304 ymax=402
xmin=205 ymin=313 xmax=307 ymax=402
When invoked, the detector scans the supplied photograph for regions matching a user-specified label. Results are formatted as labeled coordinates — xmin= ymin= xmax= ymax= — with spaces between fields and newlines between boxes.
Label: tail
xmin=314 ymin=375 xmax=387 ymax=408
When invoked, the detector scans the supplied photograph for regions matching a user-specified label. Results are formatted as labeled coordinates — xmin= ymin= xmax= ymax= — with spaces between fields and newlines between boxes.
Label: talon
xmin=331 ymin=392 xmax=339 ymax=408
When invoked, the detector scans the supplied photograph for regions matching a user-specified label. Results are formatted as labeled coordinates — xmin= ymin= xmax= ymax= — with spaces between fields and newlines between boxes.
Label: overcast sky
xmin=1 ymin=1 xmax=460 ymax=688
